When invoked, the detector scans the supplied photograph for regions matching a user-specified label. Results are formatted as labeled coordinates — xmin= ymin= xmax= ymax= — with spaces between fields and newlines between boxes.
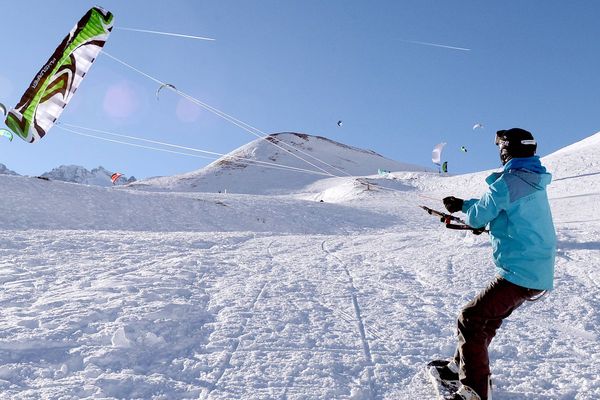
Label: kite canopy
xmin=4 ymin=7 xmax=114 ymax=143
xmin=473 ymin=123 xmax=484 ymax=130
xmin=431 ymin=142 xmax=446 ymax=165
xmin=0 ymin=103 xmax=6 ymax=117
xmin=337 ymin=120 xmax=343 ymax=127
xmin=156 ymin=83 xmax=177 ymax=100
xmin=111 ymin=172 xmax=123 ymax=185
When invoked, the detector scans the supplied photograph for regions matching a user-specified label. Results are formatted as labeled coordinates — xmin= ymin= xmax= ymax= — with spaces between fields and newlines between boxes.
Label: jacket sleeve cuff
xmin=462 ymin=198 xmax=478 ymax=213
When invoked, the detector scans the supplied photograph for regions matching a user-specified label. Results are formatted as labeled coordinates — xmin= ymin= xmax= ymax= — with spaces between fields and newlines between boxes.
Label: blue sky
xmin=1 ymin=1 xmax=599 ymax=179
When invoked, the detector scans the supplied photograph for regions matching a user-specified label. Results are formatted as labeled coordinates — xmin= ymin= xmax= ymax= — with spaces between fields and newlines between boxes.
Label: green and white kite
xmin=4 ymin=6 xmax=114 ymax=143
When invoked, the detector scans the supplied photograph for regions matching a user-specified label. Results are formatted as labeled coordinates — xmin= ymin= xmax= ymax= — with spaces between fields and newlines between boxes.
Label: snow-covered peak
xmin=128 ymin=132 xmax=429 ymax=194
xmin=41 ymin=165 xmax=136 ymax=187
xmin=0 ymin=163 xmax=19 ymax=176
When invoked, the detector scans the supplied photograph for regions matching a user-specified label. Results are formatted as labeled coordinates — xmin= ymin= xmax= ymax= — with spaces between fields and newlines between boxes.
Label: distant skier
xmin=432 ymin=128 xmax=556 ymax=400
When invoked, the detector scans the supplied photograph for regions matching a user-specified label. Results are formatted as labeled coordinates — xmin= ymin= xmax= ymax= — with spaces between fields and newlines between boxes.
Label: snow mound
xmin=0 ymin=174 xmax=400 ymax=234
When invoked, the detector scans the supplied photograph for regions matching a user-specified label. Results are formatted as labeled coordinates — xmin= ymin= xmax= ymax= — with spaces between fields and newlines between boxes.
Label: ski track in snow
xmin=321 ymin=239 xmax=375 ymax=399
xmin=202 ymin=238 xmax=270 ymax=398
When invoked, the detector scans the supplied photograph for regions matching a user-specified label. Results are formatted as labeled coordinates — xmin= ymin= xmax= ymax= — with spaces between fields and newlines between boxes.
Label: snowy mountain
xmin=128 ymin=132 xmax=429 ymax=194
xmin=0 ymin=132 xmax=598 ymax=399
xmin=0 ymin=162 xmax=18 ymax=175
xmin=41 ymin=165 xmax=136 ymax=187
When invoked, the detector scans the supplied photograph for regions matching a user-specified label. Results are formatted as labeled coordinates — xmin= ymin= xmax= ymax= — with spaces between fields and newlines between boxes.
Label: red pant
xmin=453 ymin=277 xmax=542 ymax=400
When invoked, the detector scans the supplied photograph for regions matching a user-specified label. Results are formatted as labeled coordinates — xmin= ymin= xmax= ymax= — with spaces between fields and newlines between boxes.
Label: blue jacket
xmin=462 ymin=156 xmax=556 ymax=290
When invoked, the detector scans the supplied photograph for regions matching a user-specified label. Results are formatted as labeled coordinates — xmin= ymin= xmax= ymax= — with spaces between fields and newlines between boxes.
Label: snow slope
xmin=0 ymin=132 xmax=598 ymax=399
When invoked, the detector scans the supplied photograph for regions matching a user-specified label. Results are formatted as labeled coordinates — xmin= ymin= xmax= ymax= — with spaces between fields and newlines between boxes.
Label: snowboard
xmin=426 ymin=360 xmax=460 ymax=400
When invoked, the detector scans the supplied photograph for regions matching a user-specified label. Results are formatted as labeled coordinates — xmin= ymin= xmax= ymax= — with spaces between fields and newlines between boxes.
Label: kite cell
xmin=4 ymin=7 xmax=114 ymax=143
xmin=156 ymin=83 xmax=177 ymax=100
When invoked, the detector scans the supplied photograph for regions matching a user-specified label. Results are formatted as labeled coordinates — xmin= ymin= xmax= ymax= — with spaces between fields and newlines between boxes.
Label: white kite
xmin=432 ymin=142 xmax=447 ymax=166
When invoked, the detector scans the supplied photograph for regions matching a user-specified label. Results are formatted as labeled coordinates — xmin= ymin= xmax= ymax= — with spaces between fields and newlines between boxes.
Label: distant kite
xmin=111 ymin=172 xmax=123 ymax=185
xmin=473 ymin=123 xmax=484 ymax=130
xmin=337 ymin=120 xmax=343 ymax=127
xmin=432 ymin=142 xmax=446 ymax=165
xmin=0 ymin=103 xmax=6 ymax=117
xmin=156 ymin=83 xmax=177 ymax=100
xmin=441 ymin=161 xmax=448 ymax=173
xmin=460 ymin=146 xmax=468 ymax=152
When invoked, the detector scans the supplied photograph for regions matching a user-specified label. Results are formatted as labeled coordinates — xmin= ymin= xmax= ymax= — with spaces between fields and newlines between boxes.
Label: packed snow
xmin=0 ymin=132 xmax=598 ymax=399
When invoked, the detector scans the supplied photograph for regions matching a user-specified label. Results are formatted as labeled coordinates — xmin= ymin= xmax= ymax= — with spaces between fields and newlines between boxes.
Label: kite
xmin=156 ymin=83 xmax=177 ymax=100
xmin=337 ymin=120 xmax=343 ymax=127
xmin=473 ymin=123 xmax=484 ymax=130
xmin=4 ymin=7 xmax=114 ymax=143
xmin=431 ymin=142 xmax=446 ymax=166
xmin=0 ymin=129 xmax=13 ymax=142
xmin=0 ymin=103 xmax=6 ymax=117
xmin=442 ymin=161 xmax=448 ymax=173
xmin=460 ymin=146 xmax=468 ymax=152
xmin=111 ymin=172 xmax=123 ymax=185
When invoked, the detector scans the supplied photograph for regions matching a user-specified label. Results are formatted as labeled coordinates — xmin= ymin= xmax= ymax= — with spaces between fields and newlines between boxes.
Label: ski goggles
xmin=495 ymin=130 xmax=537 ymax=147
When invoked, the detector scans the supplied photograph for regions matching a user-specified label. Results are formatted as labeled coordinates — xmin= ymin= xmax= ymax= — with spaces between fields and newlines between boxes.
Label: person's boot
xmin=427 ymin=359 xmax=459 ymax=381
xmin=450 ymin=384 xmax=481 ymax=400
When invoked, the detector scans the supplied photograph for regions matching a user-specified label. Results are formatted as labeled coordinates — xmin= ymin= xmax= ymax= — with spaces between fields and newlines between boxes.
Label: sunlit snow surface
xmin=0 ymin=133 xmax=598 ymax=399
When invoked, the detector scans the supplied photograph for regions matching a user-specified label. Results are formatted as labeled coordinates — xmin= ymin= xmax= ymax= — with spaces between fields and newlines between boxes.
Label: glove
xmin=443 ymin=196 xmax=464 ymax=213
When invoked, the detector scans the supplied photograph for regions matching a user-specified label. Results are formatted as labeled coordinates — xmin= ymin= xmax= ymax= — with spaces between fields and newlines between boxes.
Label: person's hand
xmin=443 ymin=196 xmax=464 ymax=213
xmin=472 ymin=227 xmax=485 ymax=235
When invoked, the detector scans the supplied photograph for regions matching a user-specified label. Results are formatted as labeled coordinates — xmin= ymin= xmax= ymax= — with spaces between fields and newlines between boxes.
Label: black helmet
xmin=495 ymin=128 xmax=537 ymax=165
